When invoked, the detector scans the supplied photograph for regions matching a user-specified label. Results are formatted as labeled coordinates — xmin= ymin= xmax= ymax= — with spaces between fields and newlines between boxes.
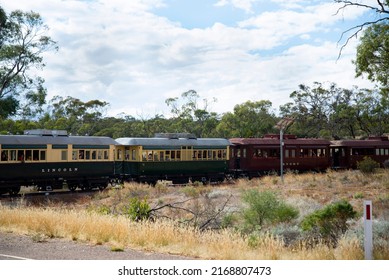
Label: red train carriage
xmin=229 ymin=134 xmax=331 ymax=178
xmin=330 ymin=136 xmax=389 ymax=169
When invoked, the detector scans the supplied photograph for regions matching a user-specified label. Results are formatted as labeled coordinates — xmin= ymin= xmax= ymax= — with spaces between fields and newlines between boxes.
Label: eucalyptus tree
xmin=0 ymin=7 xmax=57 ymax=119
xmin=281 ymin=82 xmax=388 ymax=139
xmin=216 ymin=100 xmax=276 ymax=138
xmin=41 ymin=96 xmax=109 ymax=135
xmin=354 ymin=22 xmax=389 ymax=92
xmin=165 ymin=90 xmax=219 ymax=137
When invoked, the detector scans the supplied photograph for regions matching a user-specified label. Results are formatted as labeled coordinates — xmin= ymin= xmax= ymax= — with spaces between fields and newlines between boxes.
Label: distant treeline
xmin=1 ymin=84 xmax=388 ymax=140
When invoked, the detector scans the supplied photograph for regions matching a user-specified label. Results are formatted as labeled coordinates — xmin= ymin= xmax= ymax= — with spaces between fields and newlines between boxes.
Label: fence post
xmin=364 ymin=200 xmax=373 ymax=260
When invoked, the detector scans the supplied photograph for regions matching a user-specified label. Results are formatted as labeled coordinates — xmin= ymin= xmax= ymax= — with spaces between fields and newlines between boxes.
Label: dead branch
xmin=334 ymin=0 xmax=389 ymax=58
xmin=147 ymin=194 xmax=234 ymax=231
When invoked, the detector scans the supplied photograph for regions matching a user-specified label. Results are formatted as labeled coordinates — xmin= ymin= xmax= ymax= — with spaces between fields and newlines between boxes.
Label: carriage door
xmin=181 ymin=146 xmax=193 ymax=161
xmin=332 ymin=147 xmax=347 ymax=168
xmin=234 ymin=146 xmax=241 ymax=169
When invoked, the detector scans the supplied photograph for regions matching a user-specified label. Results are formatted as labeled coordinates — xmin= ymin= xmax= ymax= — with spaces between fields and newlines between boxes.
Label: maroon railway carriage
xmin=229 ymin=134 xmax=331 ymax=178
xmin=330 ymin=136 xmax=389 ymax=169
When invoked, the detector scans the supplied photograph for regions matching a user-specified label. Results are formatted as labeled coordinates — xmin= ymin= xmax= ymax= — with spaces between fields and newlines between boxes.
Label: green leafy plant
xmin=301 ymin=200 xmax=357 ymax=246
xmin=125 ymin=197 xmax=151 ymax=221
xmin=357 ymin=156 xmax=380 ymax=174
xmin=241 ymin=190 xmax=299 ymax=233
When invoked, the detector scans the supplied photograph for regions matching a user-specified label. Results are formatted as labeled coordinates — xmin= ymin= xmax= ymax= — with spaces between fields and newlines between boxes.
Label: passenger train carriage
xmin=115 ymin=133 xmax=230 ymax=185
xmin=229 ymin=134 xmax=331 ymax=178
xmin=1 ymin=129 xmax=389 ymax=195
xmin=0 ymin=130 xmax=116 ymax=194
xmin=331 ymin=136 xmax=389 ymax=169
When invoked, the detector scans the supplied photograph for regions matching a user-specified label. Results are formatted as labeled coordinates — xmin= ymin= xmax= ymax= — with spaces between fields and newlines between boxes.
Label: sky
xmin=1 ymin=0 xmax=380 ymax=118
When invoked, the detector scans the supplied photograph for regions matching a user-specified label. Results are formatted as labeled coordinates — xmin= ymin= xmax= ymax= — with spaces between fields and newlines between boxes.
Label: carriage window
xmin=40 ymin=150 xmax=46 ymax=161
xmin=17 ymin=150 xmax=24 ymax=161
xmin=104 ymin=150 xmax=109 ymax=160
xmin=288 ymin=149 xmax=296 ymax=158
xmin=1 ymin=149 xmax=46 ymax=162
xmin=61 ymin=150 xmax=68 ymax=161
xmin=33 ymin=150 xmax=40 ymax=161
xmin=98 ymin=151 xmax=103 ymax=160
xmin=131 ymin=149 xmax=136 ymax=160
xmin=9 ymin=150 xmax=16 ymax=161
xmin=1 ymin=151 xmax=7 ymax=161
xmin=79 ymin=150 xmax=85 ymax=159
xmin=125 ymin=148 xmax=130 ymax=160
xmin=25 ymin=150 xmax=32 ymax=161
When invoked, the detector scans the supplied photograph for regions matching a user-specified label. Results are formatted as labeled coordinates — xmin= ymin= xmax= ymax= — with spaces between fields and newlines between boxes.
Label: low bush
xmin=241 ymin=190 xmax=299 ymax=233
xmin=357 ymin=156 xmax=380 ymax=174
xmin=300 ymin=200 xmax=357 ymax=246
xmin=124 ymin=197 xmax=151 ymax=221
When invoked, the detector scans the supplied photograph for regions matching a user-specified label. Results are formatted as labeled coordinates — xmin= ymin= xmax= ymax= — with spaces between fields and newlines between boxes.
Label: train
xmin=1 ymin=130 xmax=389 ymax=195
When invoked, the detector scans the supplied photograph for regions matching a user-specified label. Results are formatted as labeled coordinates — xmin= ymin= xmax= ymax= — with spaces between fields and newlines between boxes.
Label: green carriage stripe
xmin=72 ymin=145 xmax=110 ymax=149
xmin=52 ymin=145 xmax=68 ymax=149
xmin=1 ymin=144 xmax=47 ymax=149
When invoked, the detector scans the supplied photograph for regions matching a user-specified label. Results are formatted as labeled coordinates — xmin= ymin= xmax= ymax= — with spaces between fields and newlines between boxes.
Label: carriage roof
xmin=115 ymin=137 xmax=230 ymax=148
xmin=0 ymin=134 xmax=117 ymax=146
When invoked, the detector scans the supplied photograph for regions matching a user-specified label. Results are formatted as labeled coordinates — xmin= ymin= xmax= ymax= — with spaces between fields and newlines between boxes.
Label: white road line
xmin=0 ymin=254 xmax=34 ymax=260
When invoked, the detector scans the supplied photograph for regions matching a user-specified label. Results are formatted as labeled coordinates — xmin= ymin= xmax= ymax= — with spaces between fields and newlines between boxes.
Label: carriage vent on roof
xmin=154 ymin=133 xmax=197 ymax=139
xmin=24 ymin=129 xmax=68 ymax=137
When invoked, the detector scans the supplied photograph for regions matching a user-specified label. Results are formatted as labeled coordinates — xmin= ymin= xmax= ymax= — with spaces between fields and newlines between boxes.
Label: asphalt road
xmin=0 ymin=231 xmax=191 ymax=260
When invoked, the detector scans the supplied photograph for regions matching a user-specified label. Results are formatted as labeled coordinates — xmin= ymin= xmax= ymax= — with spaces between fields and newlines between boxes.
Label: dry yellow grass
xmin=0 ymin=205 xmax=369 ymax=260
xmin=1 ymin=169 xmax=388 ymax=259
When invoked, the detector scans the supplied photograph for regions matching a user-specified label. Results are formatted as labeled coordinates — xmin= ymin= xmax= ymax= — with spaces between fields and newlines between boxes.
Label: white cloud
xmin=214 ymin=0 xmax=260 ymax=13
xmin=1 ymin=0 xmax=375 ymax=119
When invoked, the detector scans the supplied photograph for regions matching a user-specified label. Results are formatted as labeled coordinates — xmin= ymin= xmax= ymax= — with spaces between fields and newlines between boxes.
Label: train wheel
xmin=68 ymin=184 xmax=77 ymax=191
xmin=80 ymin=183 xmax=91 ymax=191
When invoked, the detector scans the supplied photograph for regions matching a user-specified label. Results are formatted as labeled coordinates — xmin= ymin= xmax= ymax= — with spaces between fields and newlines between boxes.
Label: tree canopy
xmin=0 ymin=7 xmax=57 ymax=119
xmin=354 ymin=21 xmax=389 ymax=90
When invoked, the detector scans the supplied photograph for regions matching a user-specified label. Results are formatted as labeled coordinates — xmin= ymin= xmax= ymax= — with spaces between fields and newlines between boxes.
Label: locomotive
xmin=1 ymin=130 xmax=389 ymax=195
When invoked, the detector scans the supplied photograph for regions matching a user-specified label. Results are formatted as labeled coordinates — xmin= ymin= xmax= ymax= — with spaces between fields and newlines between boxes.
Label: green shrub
xmin=300 ymin=200 xmax=357 ymax=246
xmin=357 ymin=156 xmax=380 ymax=174
xmin=241 ymin=190 xmax=299 ymax=233
xmin=125 ymin=197 xmax=151 ymax=221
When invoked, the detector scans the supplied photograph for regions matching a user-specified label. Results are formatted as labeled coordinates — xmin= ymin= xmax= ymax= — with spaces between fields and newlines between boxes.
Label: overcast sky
xmin=2 ymin=0 xmax=378 ymax=117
